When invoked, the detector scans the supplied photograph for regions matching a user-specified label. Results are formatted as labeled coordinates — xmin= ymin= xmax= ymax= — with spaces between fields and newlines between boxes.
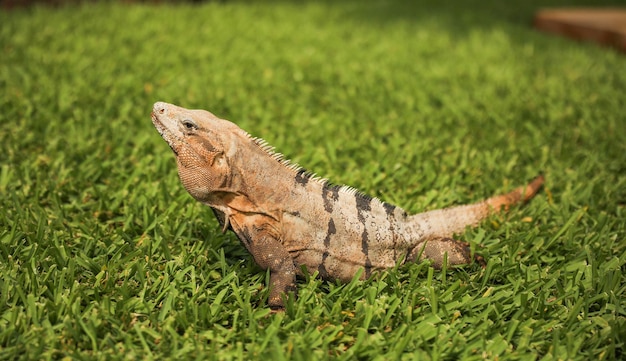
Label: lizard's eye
xmin=182 ymin=119 xmax=198 ymax=131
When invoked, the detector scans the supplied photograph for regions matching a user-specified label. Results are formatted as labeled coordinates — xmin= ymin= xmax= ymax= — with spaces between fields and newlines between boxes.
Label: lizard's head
xmin=151 ymin=101 xmax=236 ymax=202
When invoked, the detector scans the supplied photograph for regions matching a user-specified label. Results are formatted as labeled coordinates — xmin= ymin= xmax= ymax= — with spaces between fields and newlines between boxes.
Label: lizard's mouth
xmin=150 ymin=111 xmax=163 ymax=130
xmin=151 ymin=111 xmax=180 ymax=156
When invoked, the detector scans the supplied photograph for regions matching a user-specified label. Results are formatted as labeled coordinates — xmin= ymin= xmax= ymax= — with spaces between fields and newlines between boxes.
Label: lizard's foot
xmin=267 ymin=282 xmax=297 ymax=311
xmin=414 ymin=238 xmax=484 ymax=269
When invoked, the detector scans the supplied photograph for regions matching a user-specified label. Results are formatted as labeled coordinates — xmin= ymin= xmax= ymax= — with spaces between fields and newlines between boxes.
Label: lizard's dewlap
xmin=151 ymin=101 xmax=544 ymax=310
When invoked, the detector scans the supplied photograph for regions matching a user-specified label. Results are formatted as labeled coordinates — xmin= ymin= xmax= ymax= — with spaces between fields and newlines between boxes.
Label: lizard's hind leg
xmin=409 ymin=238 xmax=484 ymax=269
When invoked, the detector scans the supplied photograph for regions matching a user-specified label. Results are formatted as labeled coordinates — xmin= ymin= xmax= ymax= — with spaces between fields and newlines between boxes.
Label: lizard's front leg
xmin=244 ymin=228 xmax=298 ymax=310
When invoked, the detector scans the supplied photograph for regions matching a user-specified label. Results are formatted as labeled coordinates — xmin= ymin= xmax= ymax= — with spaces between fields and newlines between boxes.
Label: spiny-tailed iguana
xmin=151 ymin=101 xmax=544 ymax=310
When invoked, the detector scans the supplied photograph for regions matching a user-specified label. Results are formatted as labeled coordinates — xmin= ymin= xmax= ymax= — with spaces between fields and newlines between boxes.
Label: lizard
xmin=151 ymin=101 xmax=544 ymax=310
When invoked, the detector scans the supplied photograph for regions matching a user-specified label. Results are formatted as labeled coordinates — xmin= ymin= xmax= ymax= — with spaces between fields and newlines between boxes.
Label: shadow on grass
xmin=241 ymin=0 xmax=626 ymax=50
xmin=338 ymin=0 xmax=626 ymax=37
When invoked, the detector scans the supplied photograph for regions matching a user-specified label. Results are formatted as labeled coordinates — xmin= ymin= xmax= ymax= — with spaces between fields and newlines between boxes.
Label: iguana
xmin=151 ymin=101 xmax=544 ymax=310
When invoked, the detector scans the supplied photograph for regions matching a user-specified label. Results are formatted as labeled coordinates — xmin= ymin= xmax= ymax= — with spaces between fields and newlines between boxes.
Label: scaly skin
xmin=151 ymin=101 xmax=544 ymax=310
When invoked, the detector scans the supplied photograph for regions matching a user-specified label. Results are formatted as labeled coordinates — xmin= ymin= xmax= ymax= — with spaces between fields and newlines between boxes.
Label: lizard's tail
xmin=408 ymin=175 xmax=544 ymax=239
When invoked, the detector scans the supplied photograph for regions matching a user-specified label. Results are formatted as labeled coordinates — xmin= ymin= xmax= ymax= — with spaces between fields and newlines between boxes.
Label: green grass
xmin=1 ymin=0 xmax=625 ymax=359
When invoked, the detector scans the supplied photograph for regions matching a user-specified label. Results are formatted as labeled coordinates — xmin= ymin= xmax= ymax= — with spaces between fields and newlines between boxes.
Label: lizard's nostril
xmin=153 ymin=102 xmax=168 ymax=115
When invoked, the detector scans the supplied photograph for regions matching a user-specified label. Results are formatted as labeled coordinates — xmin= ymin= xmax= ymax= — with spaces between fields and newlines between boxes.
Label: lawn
xmin=1 ymin=0 xmax=625 ymax=359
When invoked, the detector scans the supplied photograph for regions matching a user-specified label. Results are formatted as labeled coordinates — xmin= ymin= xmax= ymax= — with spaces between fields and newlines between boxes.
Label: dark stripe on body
xmin=382 ymin=203 xmax=399 ymax=262
xmin=355 ymin=193 xmax=373 ymax=277
xmin=355 ymin=193 xmax=372 ymax=213
xmin=317 ymin=218 xmax=336 ymax=279
xmin=383 ymin=202 xmax=396 ymax=216
xmin=322 ymin=183 xmax=340 ymax=213
xmin=294 ymin=169 xmax=309 ymax=186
